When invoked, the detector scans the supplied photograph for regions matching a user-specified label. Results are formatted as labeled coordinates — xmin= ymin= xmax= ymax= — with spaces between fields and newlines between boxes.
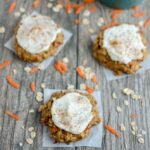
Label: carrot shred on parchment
xmin=30 ymin=66 xmax=39 ymax=74
xmin=101 ymin=21 xmax=119 ymax=30
xmin=75 ymin=4 xmax=84 ymax=15
xmin=8 ymin=1 xmax=16 ymax=13
xmin=0 ymin=60 xmax=12 ymax=70
xmin=76 ymin=66 xmax=86 ymax=79
xmin=54 ymin=60 xmax=68 ymax=74
xmin=33 ymin=0 xmax=39 ymax=9
xmin=144 ymin=18 xmax=150 ymax=28
xmin=6 ymin=75 xmax=20 ymax=89
xmin=92 ymin=74 xmax=97 ymax=83
xmin=104 ymin=125 xmax=121 ymax=138
xmin=89 ymin=5 xmax=97 ymax=12
xmin=84 ymin=0 xmax=95 ymax=4
xmin=5 ymin=111 xmax=20 ymax=121
xmin=86 ymin=85 xmax=94 ymax=94
xmin=65 ymin=2 xmax=72 ymax=14
xmin=30 ymin=82 xmax=36 ymax=92
xmin=133 ymin=11 xmax=145 ymax=18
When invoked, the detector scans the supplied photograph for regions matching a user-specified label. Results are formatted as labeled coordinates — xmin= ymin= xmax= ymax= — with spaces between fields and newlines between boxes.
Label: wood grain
xmin=0 ymin=0 xmax=150 ymax=150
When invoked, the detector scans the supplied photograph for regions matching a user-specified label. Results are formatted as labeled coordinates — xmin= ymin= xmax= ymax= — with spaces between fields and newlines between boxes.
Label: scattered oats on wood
xmin=0 ymin=26 xmax=5 ymax=33
xmin=88 ymin=28 xmax=95 ymax=34
xmin=13 ymin=69 xmax=17 ymax=75
xmin=26 ymin=138 xmax=33 ymax=145
xmin=138 ymin=137 xmax=144 ymax=144
xmin=28 ymin=127 xmax=34 ymax=132
xmin=63 ymin=57 xmax=69 ymax=64
xmin=112 ymin=92 xmax=117 ymax=99
xmin=80 ymin=83 xmax=86 ymax=90
xmin=119 ymin=123 xmax=126 ymax=131
xmin=41 ymin=83 xmax=45 ymax=89
xmin=29 ymin=109 xmax=35 ymax=113
xmin=67 ymin=84 xmax=75 ymax=90
xmin=24 ymin=66 xmax=31 ymax=73
xmin=14 ymin=12 xmax=21 ymax=17
xmin=83 ymin=10 xmax=90 ymax=17
xmin=47 ymin=2 xmax=53 ymax=8
xmin=20 ymin=7 xmax=25 ymax=13
xmin=19 ymin=142 xmax=23 ymax=147
xmin=116 ymin=106 xmax=122 ymax=112
xmin=36 ymin=92 xmax=43 ymax=102
xmin=124 ymin=100 xmax=129 ymax=106
xmin=31 ymin=131 xmax=36 ymax=139
xmin=82 ymin=18 xmax=90 ymax=25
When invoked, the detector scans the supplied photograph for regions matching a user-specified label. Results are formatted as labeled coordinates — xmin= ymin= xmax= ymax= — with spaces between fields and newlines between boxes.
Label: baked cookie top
xmin=51 ymin=92 xmax=93 ymax=135
xmin=16 ymin=14 xmax=61 ymax=54
xmin=103 ymin=24 xmax=146 ymax=64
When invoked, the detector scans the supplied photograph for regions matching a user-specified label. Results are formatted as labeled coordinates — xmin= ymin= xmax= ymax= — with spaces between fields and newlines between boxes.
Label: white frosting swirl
xmin=16 ymin=14 xmax=61 ymax=54
xmin=103 ymin=24 xmax=146 ymax=64
xmin=51 ymin=92 xmax=93 ymax=134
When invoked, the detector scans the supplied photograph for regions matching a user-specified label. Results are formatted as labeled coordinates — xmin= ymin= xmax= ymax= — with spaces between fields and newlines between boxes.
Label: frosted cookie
xmin=39 ymin=91 xmax=101 ymax=144
xmin=15 ymin=14 xmax=64 ymax=62
xmin=93 ymin=24 xmax=148 ymax=75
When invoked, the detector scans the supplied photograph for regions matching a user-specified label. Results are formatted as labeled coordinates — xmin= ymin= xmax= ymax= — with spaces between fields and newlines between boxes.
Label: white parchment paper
xmin=91 ymin=35 xmax=150 ymax=81
xmin=43 ymin=89 xmax=103 ymax=148
xmin=4 ymin=13 xmax=72 ymax=70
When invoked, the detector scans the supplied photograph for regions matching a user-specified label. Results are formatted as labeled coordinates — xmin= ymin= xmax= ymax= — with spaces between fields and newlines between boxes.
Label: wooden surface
xmin=0 ymin=0 xmax=150 ymax=150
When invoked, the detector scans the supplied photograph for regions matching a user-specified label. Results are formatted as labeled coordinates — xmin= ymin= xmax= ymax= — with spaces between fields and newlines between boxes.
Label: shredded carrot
xmin=33 ymin=0 xmax=39 ymax=9
xmin=130 ymin=113 xmax=137 ymax=119
xmin=92 ymin=74 xmax=97 ymax=83
xmin=8 ymin=1 xmax=16 ymax=13
xmin=5 ymin=111 xmax=20 ymax=121
xmin=101 ymin=21 xmax=118 ymax=30
xmin=30 ymin=66 xmax=39 ymax=74
xmin=133 ymin=12 xmax=145 ymax=18
xmin=89 ymin=5 xmax=97 ymax=12
xmin=76 ymin=66 xmax=85 ymax=79
xmin=86 ymin=86 xmax=94 ymax=94
xmin=71 ymin=3 xmax=80 ymax=9
xmin=84 ymin=0 xmax=95 ymax=4
xmin=111 ymin=9 xmax=124 ymax=22
xmin=65 ymin=2 xmax=72 ymax=14
xmin=30 ymin=82 xmax=35 ymax=92
xmin=75 ymin=4 xmax=84 ymax=15
xmin=104 ymin=125 xmax=120 ymax=138
xmin=0 ymin=60 xmax=12 ymax=70
xmin=54 ymin=60 xmax=68 ymax=74
xmin=6 ymin=75 xmax=20 ymax=89
xmin=75 ymin=18 xmax=80 ymax=24
xmin=144 ymin=18 xmax=150 ymax=28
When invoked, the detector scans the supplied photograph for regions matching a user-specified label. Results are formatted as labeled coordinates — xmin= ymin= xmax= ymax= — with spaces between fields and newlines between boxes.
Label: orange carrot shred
xmin=89 ymin=5 xmax=97 ymax=12
xmin=92 ymin=75 xmax=97 ymax=83
xmin=5 ymin=111 xmax=20 ymax=121
xmin=130 ymin=113 xmax=137 ymax=119
xmin=54 ymin=61 xmax=68 ymax=74
xmin=133 ymin=12 xmax=145 ymax=18
xmin=65 ymin=2 xmax=72 ymax=14
xmin=76 ymin=66 xmax=85 ymax=79
xmin=6 ymin=75 xmax=20 ymax=89
xmin=132 ymin=6 xmax=140 ymax=11
xmin=86 ymin=86 xmax=94 ymax=94
xmin=0 ymin=60 xmax=12 ymax=70
xmin=8 ymin=1 xmax=16 ymax=13
xmin=104 ymin=125 xmax=121 ymax=138
xmin=33 ymin=0 xmax=39 ymax=9
xmin=144 ymin=18 xmax=150 ymax=28
xmin=30 ymin=66 xmax=39 ymax=74
xmin=30 ymin=82 xmax=36 ymax=92
xmin=75 ymin=4 xmax=84 ymax=15
xmin=84 ymin=0 xmax=95 ymax=4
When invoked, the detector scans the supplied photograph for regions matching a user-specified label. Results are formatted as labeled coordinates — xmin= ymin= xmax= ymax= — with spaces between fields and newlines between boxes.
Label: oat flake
xmin=0 ymin=26 xmax=5 ymax=33
xmin=138 ymin=137 xmax=144 ymax=144
xmin=26 ymin=138 xmax=33 ymax=145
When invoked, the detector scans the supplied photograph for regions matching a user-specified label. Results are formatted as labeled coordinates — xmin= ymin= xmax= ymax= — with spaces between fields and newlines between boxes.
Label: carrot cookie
xmin=39 ymin=91 xmax=101 ymax=144
xmin=93 ymin=24 xmax=148 ymax=75
xmin=15 ymin=14 xmax=64 ymax=62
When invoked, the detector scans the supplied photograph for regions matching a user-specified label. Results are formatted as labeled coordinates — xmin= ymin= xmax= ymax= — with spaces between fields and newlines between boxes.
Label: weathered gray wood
xmin=0 ymin=0 xmax=150 ymax=150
